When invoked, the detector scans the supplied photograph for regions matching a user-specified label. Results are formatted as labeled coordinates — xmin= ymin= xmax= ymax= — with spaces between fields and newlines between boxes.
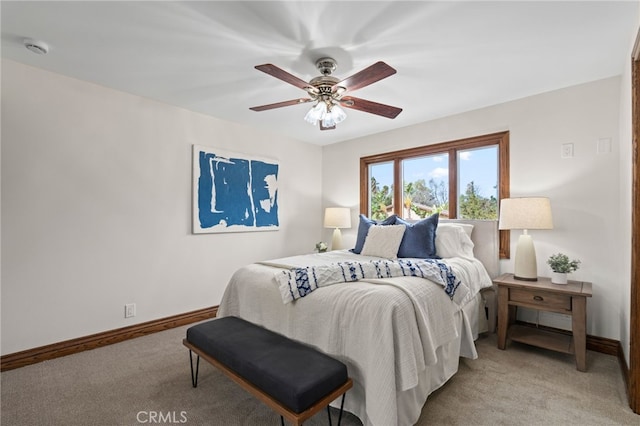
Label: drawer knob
xmin=533 ymin=295 xmax=544 ymax=301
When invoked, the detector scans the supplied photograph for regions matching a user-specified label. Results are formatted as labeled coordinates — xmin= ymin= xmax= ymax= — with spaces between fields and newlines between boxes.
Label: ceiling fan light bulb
xmin=331 ymin=104 xmax=347 ymax=124
xmin=304 ymin=102 xmax=326 ymax=125
xmin=322 ymin=116 xmax=335 ymax=128
xmin=303 ymin=111 xmax=318 ymax=125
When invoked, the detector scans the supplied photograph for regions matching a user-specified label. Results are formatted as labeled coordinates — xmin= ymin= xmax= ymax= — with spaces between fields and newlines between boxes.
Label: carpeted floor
xmin=1 ymin=324 xmax=638 ymax=425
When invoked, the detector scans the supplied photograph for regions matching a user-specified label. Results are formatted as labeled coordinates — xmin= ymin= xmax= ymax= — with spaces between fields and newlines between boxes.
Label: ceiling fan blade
xmin=254 ymin=64 xmax=314 ymax=91
xmin=333 ymin=61 xmax=397 ymax=92
xmin=340 ymin=96 xmax=402 ymax=119
xmin=250 ymin=98 xmax=313 ymax=112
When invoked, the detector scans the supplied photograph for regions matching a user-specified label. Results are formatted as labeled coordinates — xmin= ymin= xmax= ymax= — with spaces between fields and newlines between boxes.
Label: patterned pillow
xmin=361 ymin=225 xmax=407 ymax=259
xmin=351 ymin=214 xmax=397 ymax=254
xmin=395 ymin=213 xmax=439 ymax=259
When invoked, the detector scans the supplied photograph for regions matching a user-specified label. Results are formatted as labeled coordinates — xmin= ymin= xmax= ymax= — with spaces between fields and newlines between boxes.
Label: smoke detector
xmin=24 ymin=39 xmax=48 ymax=55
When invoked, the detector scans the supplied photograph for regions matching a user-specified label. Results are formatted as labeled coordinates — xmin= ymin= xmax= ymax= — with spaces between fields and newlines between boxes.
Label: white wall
xmin=1 ymin=57 xmax=630 ymax=355
xmin=323 ymin=76 xmax=623 ymax=340
xmin=1 ymin=60 xmax=323 ymax=355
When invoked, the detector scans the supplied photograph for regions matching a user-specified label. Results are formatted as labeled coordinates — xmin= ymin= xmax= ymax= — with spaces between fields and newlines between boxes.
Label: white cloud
xmin=430 ymin=167 xmax=449 ymax=178
xmin=459 ymin=152 xmax=472 ymax=161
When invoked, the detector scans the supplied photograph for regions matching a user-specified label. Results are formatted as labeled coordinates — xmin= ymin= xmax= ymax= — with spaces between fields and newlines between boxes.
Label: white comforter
xmin=217 ymin=250 xmax=493 ymax=426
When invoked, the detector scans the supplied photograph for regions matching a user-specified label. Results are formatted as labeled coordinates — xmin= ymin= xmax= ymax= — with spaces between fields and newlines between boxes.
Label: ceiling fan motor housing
xmin=315 ymin=57 xmax=337 ymax=76
xmin=307 ymin=59 xmax=342 ymax=102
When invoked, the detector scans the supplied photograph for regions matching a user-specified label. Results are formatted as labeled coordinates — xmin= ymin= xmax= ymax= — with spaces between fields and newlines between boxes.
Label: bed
xmin=217 ymin=218 xmax=499 ymax=426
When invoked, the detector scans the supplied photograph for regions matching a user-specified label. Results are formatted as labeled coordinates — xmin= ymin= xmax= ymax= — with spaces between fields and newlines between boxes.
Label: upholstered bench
xmin=183 ymin=316 xmax=352 ymax=425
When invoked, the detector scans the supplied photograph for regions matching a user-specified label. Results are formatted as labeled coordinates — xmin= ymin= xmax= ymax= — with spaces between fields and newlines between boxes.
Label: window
xmin=360 ymin=131 xmax=510 ymax=258
xmin=457 ymin=145 xmax=499 ymax=219
xmin=369 ymin=162 xmax=394 ymax=220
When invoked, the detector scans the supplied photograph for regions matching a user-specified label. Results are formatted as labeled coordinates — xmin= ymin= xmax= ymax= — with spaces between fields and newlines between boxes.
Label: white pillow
xmin=438 ymin=222 xmax=474 ymax=238
xmin=436 ymin=225 xmax=475 ymax=259
xmin=361 ymin=224 xmax=406 ymax=259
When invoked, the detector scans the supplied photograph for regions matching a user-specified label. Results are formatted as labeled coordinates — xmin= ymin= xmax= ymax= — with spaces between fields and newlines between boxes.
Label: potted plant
xmin=315 ymin=241 xmax=328 ymax=253
xmin=547 ymin=253 xmax=580 ymax=284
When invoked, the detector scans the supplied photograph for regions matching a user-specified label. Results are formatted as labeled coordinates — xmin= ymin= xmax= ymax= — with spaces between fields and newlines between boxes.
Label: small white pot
xmin=551 ymin=272 xmax=568 ymax=285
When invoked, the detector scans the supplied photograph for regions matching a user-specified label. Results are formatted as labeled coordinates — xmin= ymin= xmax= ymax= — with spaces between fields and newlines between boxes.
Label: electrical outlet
xmin=561 ymin=143 xmax=574 ymax=158
xmin=125 ymin=303 xmax=136 ymax=318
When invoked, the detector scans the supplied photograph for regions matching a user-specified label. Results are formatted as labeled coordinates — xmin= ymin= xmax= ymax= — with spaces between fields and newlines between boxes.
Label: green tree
xmin=370 ymin=177 xmax=392 ymax=220
xmin=410 ymin=179 xmax=431 ymax=205
xmin=429 ymin=179 xmax=448 ymax=207
xmin=458 ymin=181 xmax=497 ymax=219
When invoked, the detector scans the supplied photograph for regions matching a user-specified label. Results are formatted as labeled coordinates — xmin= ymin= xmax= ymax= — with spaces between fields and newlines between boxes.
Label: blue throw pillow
xmin=351 ymin=214 xmax=397 ymax=254
xmin=395 ymin=213 xmax=439 ymax=259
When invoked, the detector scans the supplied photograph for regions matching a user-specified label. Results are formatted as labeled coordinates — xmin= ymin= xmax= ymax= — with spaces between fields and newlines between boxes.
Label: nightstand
xmin=494 ymin=273 xmax=593 ymax=372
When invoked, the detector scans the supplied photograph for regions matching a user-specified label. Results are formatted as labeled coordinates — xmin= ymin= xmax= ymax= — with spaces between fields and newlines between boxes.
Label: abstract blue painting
xmin=193 ymin=145 xmax=279 ymax=233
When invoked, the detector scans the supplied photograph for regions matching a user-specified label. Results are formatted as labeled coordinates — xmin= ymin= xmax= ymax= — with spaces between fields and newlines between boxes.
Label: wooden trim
xmin=619 ymin=341 xmax=631 ymax=393
xmin=359 ymin=131 xmax=510 ymax=257
xmin=587 ymin=334 xmax=621 ymax=357
xmin=498 ymin=132 xmax=511 ymax=259
xmin=360 ymin=156 xmax=368 ymax=216
xmin=0 ymin=306 xmax=218 ymax=372
xmin=393 ymin=158 xmax=402 ymax=213
xmin=184 ymin=339 xmax=353 ymax=426
xmin=360 ymin=131 xmax=509 ymax=164
xmin=448 ymin=148 xmax=457 ymax=219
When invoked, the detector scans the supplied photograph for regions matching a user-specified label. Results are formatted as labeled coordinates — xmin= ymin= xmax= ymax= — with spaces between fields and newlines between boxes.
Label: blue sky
xmin=372 ymin=145 xmax=498 ymax=199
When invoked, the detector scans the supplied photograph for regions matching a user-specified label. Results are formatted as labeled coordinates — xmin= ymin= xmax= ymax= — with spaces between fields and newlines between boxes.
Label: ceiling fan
xmin=249 ymin=58 xmax=402 ymax=130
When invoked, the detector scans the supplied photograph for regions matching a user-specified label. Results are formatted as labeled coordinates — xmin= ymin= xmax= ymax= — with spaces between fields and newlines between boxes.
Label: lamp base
xmin=331 ymin=228 xmax=343 ymax=251
xmin=514 ymin=275 xmax=538 ymax=282
xmin=513 ymin=233 xmax=538 ymax=281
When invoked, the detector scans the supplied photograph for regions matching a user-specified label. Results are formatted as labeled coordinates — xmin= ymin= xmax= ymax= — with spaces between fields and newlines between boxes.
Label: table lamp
xmin=498 ymin=197 xmax=553 ymax=281
xmin=324 ymin=207 xmax=351 ymax=251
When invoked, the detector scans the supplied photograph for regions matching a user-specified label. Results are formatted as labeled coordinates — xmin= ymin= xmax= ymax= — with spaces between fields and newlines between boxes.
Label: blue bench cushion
xmin=186 ymin=316 xmax=348 ymax=414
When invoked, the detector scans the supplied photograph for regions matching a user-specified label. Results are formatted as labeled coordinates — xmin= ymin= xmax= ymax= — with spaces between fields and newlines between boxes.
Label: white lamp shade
xmin=498 ymin=197 xmax=553 ymax=281
xmin=322 ymin=104 xmax=347 ymax=128
xmin=304 ymin=102 xmax=327 ymax=125
xmin=324 ymin=207 xmax=351 ymax=229
xmin=498 ymin=197 xmax=553 ymax=230
xmin=324 ymin=207 xmax=351 ymax=251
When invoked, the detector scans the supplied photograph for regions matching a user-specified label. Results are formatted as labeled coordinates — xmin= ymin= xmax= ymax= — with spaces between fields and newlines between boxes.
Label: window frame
xmin=359 ymin=131 xmax=510 ymax=258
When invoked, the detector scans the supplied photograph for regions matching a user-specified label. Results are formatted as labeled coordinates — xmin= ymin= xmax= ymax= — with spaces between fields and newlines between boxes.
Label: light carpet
xmin=1 ymin=324 xmax=637 ymax=425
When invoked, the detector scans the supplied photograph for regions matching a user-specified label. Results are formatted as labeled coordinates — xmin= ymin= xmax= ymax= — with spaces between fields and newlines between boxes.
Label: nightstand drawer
xmin=510 ymin=288 xmax=571 ymax=311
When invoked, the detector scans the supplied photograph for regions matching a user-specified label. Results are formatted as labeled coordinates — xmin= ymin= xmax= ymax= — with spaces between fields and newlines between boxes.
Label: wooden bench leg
xmin=189 ymin=350 xmax=200 ymax=388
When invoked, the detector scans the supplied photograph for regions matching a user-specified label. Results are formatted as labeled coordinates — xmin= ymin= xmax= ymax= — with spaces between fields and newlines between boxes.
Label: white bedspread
xmin=217 ymin=250 xmax=493 ymax=426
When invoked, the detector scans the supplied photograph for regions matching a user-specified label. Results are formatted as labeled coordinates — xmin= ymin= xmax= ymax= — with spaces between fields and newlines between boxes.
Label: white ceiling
xmin=2 ymin=1 xmax=638 ymax=146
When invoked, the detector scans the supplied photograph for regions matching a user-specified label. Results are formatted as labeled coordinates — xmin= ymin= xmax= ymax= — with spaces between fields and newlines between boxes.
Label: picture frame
xmin=192 ymin=145 xmax=279 ymax=234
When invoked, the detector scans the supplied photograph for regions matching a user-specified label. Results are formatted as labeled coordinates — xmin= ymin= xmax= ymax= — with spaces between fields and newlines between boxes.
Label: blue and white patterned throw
xmin=276 ymin=258 xmax=460 ymax=304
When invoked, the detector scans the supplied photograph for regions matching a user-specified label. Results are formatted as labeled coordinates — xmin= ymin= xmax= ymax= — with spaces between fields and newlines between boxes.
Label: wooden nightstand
xmin=494 ymin=273 xmax=593 ymax=372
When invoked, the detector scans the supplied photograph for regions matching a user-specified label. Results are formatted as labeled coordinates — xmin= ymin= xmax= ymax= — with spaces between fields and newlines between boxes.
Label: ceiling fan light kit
xmin=304 ymin=100 xmax=347 ymax=128
xmin=250 ymin=57 xmax=402 ymax=131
